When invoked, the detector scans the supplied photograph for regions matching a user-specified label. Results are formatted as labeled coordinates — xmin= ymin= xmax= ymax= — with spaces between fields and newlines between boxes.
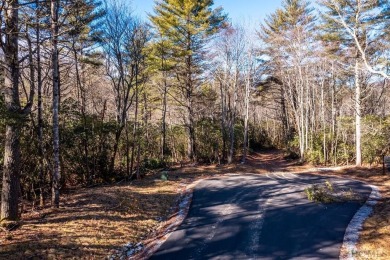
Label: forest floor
xmin=0 ymin=150 xmax=389 ymax=259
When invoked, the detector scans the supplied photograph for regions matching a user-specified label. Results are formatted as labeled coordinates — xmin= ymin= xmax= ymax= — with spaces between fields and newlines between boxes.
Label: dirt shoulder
xmin=1 ymin=151 xmax=389 ymax=259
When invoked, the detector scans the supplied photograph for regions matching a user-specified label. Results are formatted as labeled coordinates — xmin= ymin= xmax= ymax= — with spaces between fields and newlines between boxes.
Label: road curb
xmin=109 ymin=178 xmax=204 ymax=260
xmin=340 ymin=185 xmax=381 ymax=260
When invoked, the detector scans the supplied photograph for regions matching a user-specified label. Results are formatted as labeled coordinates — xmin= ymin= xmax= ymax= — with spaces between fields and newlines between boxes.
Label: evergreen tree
xmin=150 ymin=0 xmax=226 ymax=161
xmin=145 ymin=34 xmax=176 ymax=161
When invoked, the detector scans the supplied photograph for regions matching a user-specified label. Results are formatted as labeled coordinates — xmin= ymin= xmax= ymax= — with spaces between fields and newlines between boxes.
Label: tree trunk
xmin=161 ymin=73 xmax=168 ymax=161
xmin=242 ymin=69 xmax=250 ymax=164
xmin=355 ymin=59 xmax=362 ymax=166
xmin=109 ymin=128 xmax=123 ymax=175
xmin=51 ymin=0 xmax=61 ymax=208
xmin=321 ymin=77 xmax=327 ymax=164
xmin=139 ymin=92 xmax=148 ymax=178
xmin=185 ymin=34 xmax=196 ymax=162
xmin=219 ymin=81 xmax=228 ymax=162
xmin=331 ymin=63 xmax=338 ymax=165
xmin=36 ymin=0 xmax=45 ymax=207
xmin=1 ymin=126 xmax=21 ymax=221
xmin=280 ymin=84 xmax=289 ymax=145
xmin=125 ymin=123 xmax=130 ymax=178
xmin=228 ymin=120 xmax=235 ymax=164
xmin=1 ymin=0 xmax=21 ymax=222
xmin=131 ymin=64 xmax=139 ymax=177
xmin=187 ymin=103 xmax=196 ymax=161
xmin=228 ymin=68 xmax=238 ymax=164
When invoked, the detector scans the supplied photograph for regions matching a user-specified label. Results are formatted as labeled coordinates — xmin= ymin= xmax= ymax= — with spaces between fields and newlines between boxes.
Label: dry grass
xmin=0 ymin=178 xmax=184 ymax=259
xmin=0 ymin=151 xmax=389 ymax=259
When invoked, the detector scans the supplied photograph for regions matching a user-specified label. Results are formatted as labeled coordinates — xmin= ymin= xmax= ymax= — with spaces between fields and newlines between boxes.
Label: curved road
xmin=150 ymin=172 xmax=372 ymax=260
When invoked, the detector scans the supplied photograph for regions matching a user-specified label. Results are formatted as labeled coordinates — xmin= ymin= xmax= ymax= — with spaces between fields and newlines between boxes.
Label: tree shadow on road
xmin=151 ymin=174 xmax=371 ymax=260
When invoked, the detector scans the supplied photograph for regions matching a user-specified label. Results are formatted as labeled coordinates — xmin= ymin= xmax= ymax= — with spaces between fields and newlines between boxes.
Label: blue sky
xmin=132 ymin=0 xmax=284 ymax=27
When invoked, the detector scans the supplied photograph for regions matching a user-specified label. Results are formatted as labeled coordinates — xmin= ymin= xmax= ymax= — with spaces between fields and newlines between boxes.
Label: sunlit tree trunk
xmin=36 ymin=0 xmax=45 ymax=207
xmin=242 ymin=68 xmax=250 ymax=163
xmin=227 ymin=68 xmax=238 ymax=164
xmin=51 ymin=0 xmax=61 ymax=208
xmin=321 ymin=75 xmax=326 ymax=164
xmin=355 ymin=58 xmax=362 ymax=166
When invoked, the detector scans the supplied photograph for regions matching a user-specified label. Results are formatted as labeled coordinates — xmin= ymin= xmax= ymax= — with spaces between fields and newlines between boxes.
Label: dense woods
xmin=0 ymin=0 xmax=389 ymax=222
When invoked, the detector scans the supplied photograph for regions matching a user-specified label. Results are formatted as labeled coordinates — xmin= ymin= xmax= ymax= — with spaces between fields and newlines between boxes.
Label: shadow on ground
xmin=151 ymin=174 xmax=371 ymax=260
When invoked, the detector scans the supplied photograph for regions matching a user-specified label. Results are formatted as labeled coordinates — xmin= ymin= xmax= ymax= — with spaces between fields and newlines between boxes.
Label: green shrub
xmin=304 ymin=183 xmax=336 ymax=204
xmin=143 ymin=158 xmax=166 ymax=170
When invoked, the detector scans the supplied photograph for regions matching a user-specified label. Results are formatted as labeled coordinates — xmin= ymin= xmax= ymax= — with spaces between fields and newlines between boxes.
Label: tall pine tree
xmin=150 ymin=0 xmax=226 ymax=161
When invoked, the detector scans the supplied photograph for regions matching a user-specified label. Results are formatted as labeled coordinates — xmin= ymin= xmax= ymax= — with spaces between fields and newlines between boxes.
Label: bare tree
xmin=319 ymin=0 xmax=388 ymax=165
xmin=259 ymin=0 xmax=316 ymax=160
xmin=101 ymin=1 xmax=148 ymax=175
xmin=324 ymin=0 xmax=389 ymax=79
xmin=213 ymin=25 xmax=247 ymax=163
xmin=242 ymin=41 xmax=257 ymax=164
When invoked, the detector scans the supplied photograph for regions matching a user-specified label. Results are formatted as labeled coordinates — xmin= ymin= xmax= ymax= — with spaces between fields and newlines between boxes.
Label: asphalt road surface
xmin=150 ymin=172 xmax=372 ymax=260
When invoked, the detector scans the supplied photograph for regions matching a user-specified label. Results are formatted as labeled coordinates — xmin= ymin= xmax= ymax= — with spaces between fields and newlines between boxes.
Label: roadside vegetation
xmin=304 ymin=180 xmax=362 ymax=204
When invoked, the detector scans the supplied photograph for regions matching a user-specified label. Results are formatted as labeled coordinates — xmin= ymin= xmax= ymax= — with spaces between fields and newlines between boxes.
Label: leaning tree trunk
xmin=51 ymin=0 xmax=61 ymax=208
xmin=1 ymin=0 xmax=21 ymax=222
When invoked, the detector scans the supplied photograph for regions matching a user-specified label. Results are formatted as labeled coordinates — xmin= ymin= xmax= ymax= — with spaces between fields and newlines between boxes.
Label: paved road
xmin=150 ymin=172 xmax=372 ymax=260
